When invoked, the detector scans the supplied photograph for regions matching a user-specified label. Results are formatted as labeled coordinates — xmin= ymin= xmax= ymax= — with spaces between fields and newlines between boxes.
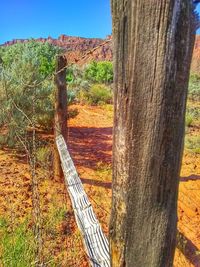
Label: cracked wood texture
xmin=54 ymin=55 xmax=68 ymax=181
xmin=110 ymin=1 xmax=195 ymax=267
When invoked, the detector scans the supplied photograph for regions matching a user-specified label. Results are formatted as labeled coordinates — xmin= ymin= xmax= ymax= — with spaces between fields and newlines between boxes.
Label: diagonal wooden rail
xmin=56 ymin=134 xmax=110 ymax=267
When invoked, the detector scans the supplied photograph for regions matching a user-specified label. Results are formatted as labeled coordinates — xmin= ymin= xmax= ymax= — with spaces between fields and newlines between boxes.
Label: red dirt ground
xmin=0 ymin=104 xmax=199 ymax=266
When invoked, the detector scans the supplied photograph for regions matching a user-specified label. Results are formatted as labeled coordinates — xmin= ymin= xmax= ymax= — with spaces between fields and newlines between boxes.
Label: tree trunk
xmin=54 ymin=55 xmax=67 ymax=181
xmin=110 ymin=1 xmax=195 ymax=267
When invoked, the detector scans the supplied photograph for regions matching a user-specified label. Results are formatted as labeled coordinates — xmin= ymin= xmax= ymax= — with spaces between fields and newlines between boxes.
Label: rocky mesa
xmin=2 ymin=34 xmax=200 ymax=72
xmin=1 ymin=34 xmax=113 ymax=63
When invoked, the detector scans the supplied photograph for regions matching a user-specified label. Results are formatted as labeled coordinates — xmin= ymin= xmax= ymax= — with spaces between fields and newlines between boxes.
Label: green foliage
xmin=188 ymin=74 xmax=200 ymax=101
xmin=36 ymin=146 xmax=52 ymax=169
xmin=0 ymin=42 xmax=113 ymax=149
xmin=66 ymin=65 xmax=91 ymax=95
xmin=84 ymin=61 xmax=113 ymax=84
xmin=185 ymin=113 xmax=194 ymax=127
xmin=0 ymin=42 xmax=67 ymax=150
xmin=0 ymin=41 xmax=60 ymax=77
xmin=185 ymin=106 xmax=200 ymax=127
xmin=0 ymin=208 xmax=68 ymax=266
xmin=68 ymin=108 xmax=79 ymax=119
xmin=66 ymin=66 xmax=76 ymax=84
xmin=68 ymin=89 xmax=77 ymax=104
xmin=65 ymin=62 xmax=113 ymax=104
xmin=81 ymin=84 xmax=113 ymax=105
xmin=66 ymin=61 xmax=113 ymax=89
xmin=96 ymin=162 xmax=112 ymax=182
xmin=185 ymin=136 xmax=200 ymax=154
xmin=0 ymin=218 xmax=36 ymax=267
xmin=43 ymin=204 xmax=67 ymax=238
xmin=0 ymin=42 xmax=61 ymax=134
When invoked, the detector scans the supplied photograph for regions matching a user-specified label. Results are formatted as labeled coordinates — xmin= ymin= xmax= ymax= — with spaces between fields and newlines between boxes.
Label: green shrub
xmin=68 ymin=108 xmax=79 ymax=119
xmin=185 ymin=136 xmax=200 ymax=154
xmin=84 ymin=61 xmax=113 ymax=84
xmin=188 ymin=74 xmax=200 ymax=101
xmin=77 ymin=89 xmax=88 ymax=104
xmin=64 ymin=62 xmax=114 ymax=105
xmin=187 ymin=106 xmax=200 ymax=120
xmin=0 ymin=42 xmax=61 ymax=139
xmin=43 ymin=205 xmax=67 ymax=234
xmin=0 ymin=42 xmax=79 ymax=149
xmin=66 ymin=65 xmax=90 ymax=92
xmin=67 ymin=89 xmax=77 ymax=104
xmin=36 ymin=146 xmax=52 ymax=169
xmin=37 ymin=114 xmax=54 ymax=130
xmin=185 ymin=106 xmax=200 ymax=128
xmin=84 ymin=84 xmax=113 ymax=105
xmin=185 ymin=113 xmax=194 ymax=127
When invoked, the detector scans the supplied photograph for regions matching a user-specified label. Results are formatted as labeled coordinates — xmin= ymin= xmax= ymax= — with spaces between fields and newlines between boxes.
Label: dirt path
xmin=69 ymin=105 xmax=200 ymax=266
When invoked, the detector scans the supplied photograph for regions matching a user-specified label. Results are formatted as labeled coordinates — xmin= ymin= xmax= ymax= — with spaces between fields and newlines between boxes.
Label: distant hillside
xmin=2 ymin=34 xmax=200 ymax=72
xmin=1 ymin=35 xmax=113 ymax=64
xmin=65 ymin=39 xmax=113 ymax=65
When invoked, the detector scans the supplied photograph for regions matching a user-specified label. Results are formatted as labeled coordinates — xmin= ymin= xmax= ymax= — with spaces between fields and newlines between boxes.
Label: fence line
xmin=56 ymin=134 xmax=110 ymax=267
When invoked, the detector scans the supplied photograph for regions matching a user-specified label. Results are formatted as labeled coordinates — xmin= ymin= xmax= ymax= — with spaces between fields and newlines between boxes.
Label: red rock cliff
xmin=2 ymin=34 xmax=200 ymax=72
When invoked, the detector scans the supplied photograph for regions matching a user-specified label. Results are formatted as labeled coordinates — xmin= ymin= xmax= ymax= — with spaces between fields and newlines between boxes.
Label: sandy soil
xmin=0 ymin=104 xmax=199 ymax=266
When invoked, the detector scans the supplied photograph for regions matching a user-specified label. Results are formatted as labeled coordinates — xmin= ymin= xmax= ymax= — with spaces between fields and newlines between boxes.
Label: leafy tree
xmin=84 ymin=61 xmax=113 ymax=83
xmin=96 ymin=61 xmax=113 ymax=83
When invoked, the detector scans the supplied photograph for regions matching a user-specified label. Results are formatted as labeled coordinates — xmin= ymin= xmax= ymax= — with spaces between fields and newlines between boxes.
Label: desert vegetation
xmin=0 ymin=39 xmax=199 ymax=266
xmin=0 ymin=37 xmax=200 ymax=266
xmin=0 ymin=1 xmax=200 ymax=266
xmin=0 ymin=41 xmax=114 ymax=266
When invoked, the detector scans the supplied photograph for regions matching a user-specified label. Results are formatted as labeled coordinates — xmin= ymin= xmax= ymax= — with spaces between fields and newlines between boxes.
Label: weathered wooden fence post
xmin=110 ymin=1 xmax=195 ymax=266
xmin=54 ymin=55 xmax=68 ymax=181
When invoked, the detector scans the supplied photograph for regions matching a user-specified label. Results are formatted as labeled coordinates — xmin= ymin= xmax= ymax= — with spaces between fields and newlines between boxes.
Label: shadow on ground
xmin=68 ymin=126 xmax=112 ymax=170
xmin=180 ymin=175 xmax=200 ymax=182
xmin=177 ymin=231 xmax=200 ymax=266
xmin=81 ymin=177 xmax=111 ymax=189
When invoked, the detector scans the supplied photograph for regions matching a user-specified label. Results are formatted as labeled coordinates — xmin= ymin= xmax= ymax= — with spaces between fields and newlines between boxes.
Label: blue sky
xmin=197 ymin=4 xmax=200 ymax=34
xmin=0 ymin=0 xmax=112 ymax=44
xmin=1 ymin=1 xmax=200 ymax=45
